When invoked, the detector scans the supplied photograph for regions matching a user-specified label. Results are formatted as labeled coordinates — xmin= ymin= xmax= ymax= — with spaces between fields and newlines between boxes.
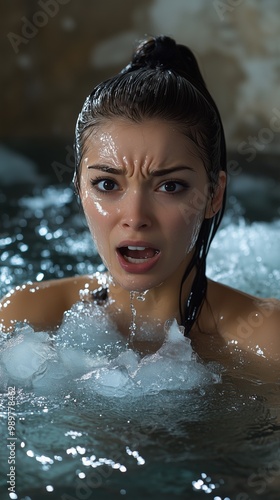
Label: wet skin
xmin=79 ymin=118 xmax=223 ymax=305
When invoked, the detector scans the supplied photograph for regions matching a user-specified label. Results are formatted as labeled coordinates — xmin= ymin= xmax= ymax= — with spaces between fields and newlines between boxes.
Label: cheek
xmin=80 ymin=166 xmax=110 ymax=215
xmin=80 ymin=177 xmax=109 ymax=229
xmin=82 ymin=200 xmax=114 ymax=271
xmin=81 ymin=196 xmax=110 ymax=248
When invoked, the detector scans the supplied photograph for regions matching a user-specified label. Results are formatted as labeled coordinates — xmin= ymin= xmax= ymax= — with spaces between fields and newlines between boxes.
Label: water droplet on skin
xmin=93 ymin=201 xmax=109 ymax=216
xmin=136 ymin=290 xmax=149 ymax=301
xmin=129 ymin=292 xmax=137 ymax=341
xmin=128 ymin=290 xmax=150 ymax=343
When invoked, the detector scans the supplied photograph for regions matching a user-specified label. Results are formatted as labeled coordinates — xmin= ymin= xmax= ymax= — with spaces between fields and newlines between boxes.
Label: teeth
xmin=125 ymin=256 xmax=148 ymax=263
xmin=127 ymin=246 xmax=146 ymax=251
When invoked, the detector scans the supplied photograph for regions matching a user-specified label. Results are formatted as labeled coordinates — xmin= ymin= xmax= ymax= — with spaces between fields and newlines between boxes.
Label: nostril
xmin=121 ymin=219 xmax=150 ymax=229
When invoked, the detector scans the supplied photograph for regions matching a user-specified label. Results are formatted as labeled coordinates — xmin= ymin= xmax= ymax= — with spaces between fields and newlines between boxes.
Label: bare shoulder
xmin=0 ymin=273 xmax=101 ymax=333
xmin=207 ymin=279 xmax=280 ymax=360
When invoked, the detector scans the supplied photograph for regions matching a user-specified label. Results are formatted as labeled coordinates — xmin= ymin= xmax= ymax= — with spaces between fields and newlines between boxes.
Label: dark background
xmin=1 ymin=0 xmax=279 ymax=194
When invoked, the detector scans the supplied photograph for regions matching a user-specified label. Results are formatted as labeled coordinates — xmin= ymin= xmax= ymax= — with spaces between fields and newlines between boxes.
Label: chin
xmin=113 ymin=274 xmax=161 ymax=294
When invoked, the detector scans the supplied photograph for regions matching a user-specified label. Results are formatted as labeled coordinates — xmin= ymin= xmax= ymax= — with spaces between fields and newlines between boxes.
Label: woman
xmin=1 ymin=36 xmax=279 ymax=359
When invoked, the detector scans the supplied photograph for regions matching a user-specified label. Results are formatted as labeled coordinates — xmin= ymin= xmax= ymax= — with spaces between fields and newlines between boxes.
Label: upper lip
xmin=116 ymin=240 xmax=160 ymax=250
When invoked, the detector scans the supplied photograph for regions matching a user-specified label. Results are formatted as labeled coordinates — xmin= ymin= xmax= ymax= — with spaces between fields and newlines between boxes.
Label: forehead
xmin=82 ymin=118 xmax=205 ymax=171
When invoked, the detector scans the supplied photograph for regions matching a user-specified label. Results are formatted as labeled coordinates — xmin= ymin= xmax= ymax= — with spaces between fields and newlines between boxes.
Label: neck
xmin=106 ymin=264 xmax=197 ymax=342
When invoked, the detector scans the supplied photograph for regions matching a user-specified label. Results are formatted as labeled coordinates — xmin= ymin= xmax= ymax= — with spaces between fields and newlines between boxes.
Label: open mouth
xmin=118 ymin=246 xmax=160 ymax=264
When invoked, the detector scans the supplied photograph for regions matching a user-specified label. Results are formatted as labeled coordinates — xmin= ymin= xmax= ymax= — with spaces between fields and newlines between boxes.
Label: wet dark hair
xmin=74 ymin=35 xmax=227 ymax=335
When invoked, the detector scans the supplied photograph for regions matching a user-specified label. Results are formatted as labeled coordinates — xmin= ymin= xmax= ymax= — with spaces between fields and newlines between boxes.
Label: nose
xmin=120 ymin=189 xmax=152 ymax=230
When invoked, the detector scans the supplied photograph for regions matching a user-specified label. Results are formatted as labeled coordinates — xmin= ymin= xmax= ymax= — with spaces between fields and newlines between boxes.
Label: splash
xmin=128 ymin=289 xmax=149 ymax=343
xmin=0 ymin=303 xmax=220 ymax=398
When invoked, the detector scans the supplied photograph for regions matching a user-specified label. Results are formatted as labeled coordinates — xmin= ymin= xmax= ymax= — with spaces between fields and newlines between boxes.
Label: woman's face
xmin=79 ymin=118 xmax=219 ymax=292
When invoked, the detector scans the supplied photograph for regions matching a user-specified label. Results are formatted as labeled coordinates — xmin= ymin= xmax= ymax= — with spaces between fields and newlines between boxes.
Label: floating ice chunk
xmin=0 ymin=326 xmax=53 ymax=388
xmin=111 ymin=350 xmax=140 ymax=375
xmin=32 ymin=348 xmax=104 ymax=392
xmin=79 ymin=350 xmax=140 ymax=397
xmin=31 ymin=360 xmax=67 ymax=392
xmin=80 ymin=320 xmax=221 ymax=397
xmin=94 ymin=366 xmax=132 ymax=397
xmin=98 ymin=366 xmax=129 ymax=388
xmin=0 ymin=316 xmax=220 ymax=397
xmin=80 ymin=360 xmax=136 ymax=398
xmin=0 ymin=321 xmax=111 ymax=393
xmin=59 ymin=347 xmax=99 ymax=373
xmin=57 ymin=301 xmax=125 ymax=355
xmin=164 ymin=318 xmax=186 ymax=342
xmin=132 ymin=321 xmax=220 ymax=394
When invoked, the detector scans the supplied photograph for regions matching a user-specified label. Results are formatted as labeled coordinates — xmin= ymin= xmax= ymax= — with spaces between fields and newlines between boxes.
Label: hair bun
xmin=131 ymin=35 xmax=178 ymax=70
xmin=122 ymin=35 xmax=202 ymax=85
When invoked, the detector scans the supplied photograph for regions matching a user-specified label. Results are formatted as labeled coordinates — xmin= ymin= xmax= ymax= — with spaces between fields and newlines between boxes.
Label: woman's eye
xmin=91 ymin=178 xmax=118 ymax=192
xmin=158 ymin=181 xmax=188 ymax=193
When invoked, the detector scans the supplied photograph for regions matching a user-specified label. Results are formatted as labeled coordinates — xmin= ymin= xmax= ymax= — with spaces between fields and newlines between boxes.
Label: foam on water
xmin=207 ymin=215 xmax=280 ymax=299
xmin=0 ymin=304 xmax=220 ymax=398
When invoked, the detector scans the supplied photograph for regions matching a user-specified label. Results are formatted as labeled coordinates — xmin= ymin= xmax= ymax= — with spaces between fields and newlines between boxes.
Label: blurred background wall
xmin=1 ymin=0 xmax=280 ymax=184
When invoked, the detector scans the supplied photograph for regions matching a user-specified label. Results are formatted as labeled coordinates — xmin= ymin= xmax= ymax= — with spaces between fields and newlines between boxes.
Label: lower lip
xmin=116 ymin=250 xmax=161 ymax=274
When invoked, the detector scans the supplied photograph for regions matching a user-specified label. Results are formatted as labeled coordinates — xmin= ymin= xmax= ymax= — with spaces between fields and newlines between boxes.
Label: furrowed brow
xmin=88 ymin=165 xmax=124 ymax=174
xmin=150 ymin=166 xmax=195 ymax=176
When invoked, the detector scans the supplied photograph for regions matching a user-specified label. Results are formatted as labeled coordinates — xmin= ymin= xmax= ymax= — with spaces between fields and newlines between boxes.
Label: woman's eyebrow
xmin=88 ymin=164 xmax=123 ymax=174
xmin=87 ymin=164 xmax=195 ymax=176
xmin=150 ymin=165 xmax=195 ymax=176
